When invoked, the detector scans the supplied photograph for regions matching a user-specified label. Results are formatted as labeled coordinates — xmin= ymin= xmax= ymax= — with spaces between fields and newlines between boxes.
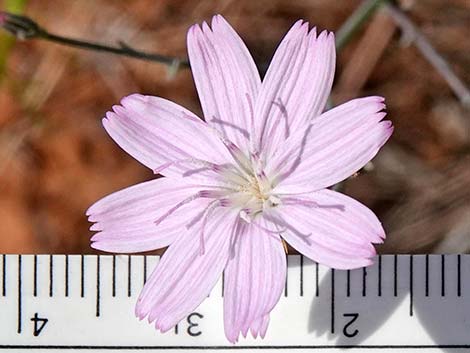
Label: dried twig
xmin=0 ymin=11 xmax=189 ymax=68
xmin=385 ymin=3 xmax=470 ymax=108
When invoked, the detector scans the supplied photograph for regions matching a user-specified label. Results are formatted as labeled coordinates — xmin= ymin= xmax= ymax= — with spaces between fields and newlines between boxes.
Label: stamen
xmin=153 ymin=158 xmax=220 ymax=175
xmin=250 ymin=152 xmax=264 ymax=175
xmin=272 ymin=124 xmax=313 ymax=185
xmin=245 ymin=93 xmax=258 ymax=154
xmin=280 ymin=196 xmax=345 ymax=211
xmin=154 ymin=190 xmax=216 ymax=226
xmin=210 ymin=118 xmax=249 ymax=139
xmin=256 ymin=169 xmax=270 ymax=187
xmin=199 ymin=200 xmax=221 ymax=255
xmin=228 ymin=218 xmax=242 ymax=259
xmin=251 ymin=218 xmax=286 ymax=234
xmin=209 ymin=120 xmax=253 ymax=176
xmin=186 ymin=198 xmax=222 ymax=229
xmin=246 ymin=215 xmax=287 ymax=243
xmin=263 ymin=212 xmax=312 ymax=245
xmin=282 ymin=197 xmax=319 ymax=208
xmin=272 ymin=98 xmax=290 ymax=139
xmin=239 ymin=209 xmax=252 ymax=223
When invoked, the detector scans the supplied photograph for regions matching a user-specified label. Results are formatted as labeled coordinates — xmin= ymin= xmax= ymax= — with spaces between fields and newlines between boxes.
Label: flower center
xmin=217 ymin=155 xmax=281 ymax=222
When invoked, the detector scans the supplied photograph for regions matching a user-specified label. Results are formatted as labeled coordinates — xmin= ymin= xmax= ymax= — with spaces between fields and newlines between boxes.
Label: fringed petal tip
xmin=85 ymin=205 xmax=94 ymax=217
xmin=89 ymin=241 xmax=103 ymax=252
xmin=134 ymin=300 xmax=147 ymax=321
xmin=135 ymin=304 xmax=173 ymax=334
xmin=225 ymin=315 xmax=270 ymax=344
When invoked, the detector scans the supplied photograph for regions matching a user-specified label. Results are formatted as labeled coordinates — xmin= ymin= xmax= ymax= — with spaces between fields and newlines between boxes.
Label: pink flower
xmin=87 ymin=15 xmax=393 ymax=343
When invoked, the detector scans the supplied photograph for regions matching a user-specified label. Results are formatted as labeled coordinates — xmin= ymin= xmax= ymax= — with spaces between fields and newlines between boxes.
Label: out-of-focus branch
xmin=0 ymin=11 xmax=189 ymax=68
xmin=385 ymin=3 xmax=470 ymax=108
xmin=335 ymin=0 xmax=385 ymax=51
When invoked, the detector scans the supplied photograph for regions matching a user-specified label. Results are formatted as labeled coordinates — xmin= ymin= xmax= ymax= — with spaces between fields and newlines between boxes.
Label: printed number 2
xmin=342 ymin=313 xmax=359 ymax=338
xmin=30 ymin=313 xmax=48 ymax=336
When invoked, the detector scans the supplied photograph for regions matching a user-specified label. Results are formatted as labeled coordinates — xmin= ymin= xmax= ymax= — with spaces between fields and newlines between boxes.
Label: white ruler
xmin=0 ymin=254 xmax=469 ymax=352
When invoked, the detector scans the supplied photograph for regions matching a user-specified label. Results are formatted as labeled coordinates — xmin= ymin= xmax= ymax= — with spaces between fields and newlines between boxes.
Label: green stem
xmin=335 ymin=0 xmax=385 ymax=51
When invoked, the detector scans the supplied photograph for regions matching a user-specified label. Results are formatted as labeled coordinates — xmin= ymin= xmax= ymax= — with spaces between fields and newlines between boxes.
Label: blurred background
xmin=0 ymin=0 xmax=469 ymax=254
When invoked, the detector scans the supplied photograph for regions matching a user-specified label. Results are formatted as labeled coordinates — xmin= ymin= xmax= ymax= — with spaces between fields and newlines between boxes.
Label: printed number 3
xmin=187 ymin=312 xmax=203 ymax=336
xmin=174 ymin=312 xmax=204 ymax=336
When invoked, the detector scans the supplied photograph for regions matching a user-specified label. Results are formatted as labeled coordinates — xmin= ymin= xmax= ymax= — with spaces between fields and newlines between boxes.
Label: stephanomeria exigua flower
xmin=87 ymin=15 xmax=393 ymax=343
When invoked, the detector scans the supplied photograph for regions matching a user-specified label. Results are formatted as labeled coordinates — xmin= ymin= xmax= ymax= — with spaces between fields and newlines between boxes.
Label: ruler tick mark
xmin=394 ymin=254 xmax=398 ymax=297
xmin=330 ymin=269 xmax=335 ymax=334
xmin=362 ymin=267 xmax=367 ymax=297
xmin=457 ymin=254 xmax=461 ymax=297
xmin=128 ymin=255 xmax=132 ymax=297
xmin=65 ymin=255 xmax=69 ymax=297
xmin=346 ymin=270 xmax=351 ymax=297
xmin=80 ymin=255 xmax=85 ymax=298
xmin=33 ymin=255 xmax=37 ymax=297
xmin=300 ymin=255 xmax=304 ymax=297
xmin=425 ymin=254 xmax=429 ymax=297
xmin=17 ymin=255 xmax=22 ymax=334
xmin=112 ymin=255 xmax=116 ymax=297
xmin=96 ymin=256 xmax=101 ymax=317
xmin=315 ymin=262 xmax=319 ymax=297
xmin=2 ymin=254 xmax=5 ymax=296
xmin=284 ymin=256 xmax=288 ymax=297
xmin=441 ymin=255 xmax=445 ymax=297
xmin=49 ymin=255 xmax=54 ymax=297
xmin=409 ymin=255 xmax=414 ymax=317
xmin=378 ymin=255 xmax=382 ymax=297
xmin=143 ymin=256 xmax=147 ymax=286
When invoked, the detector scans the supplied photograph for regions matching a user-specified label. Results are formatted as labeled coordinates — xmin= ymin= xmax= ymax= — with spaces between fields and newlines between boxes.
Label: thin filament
xmin=154 ymin=191 xmax=209 ymax=226
xmin=199 ymin=201 xmax=221 ymax=255
xmin=153 ymin=158 xmax=219 ymax=175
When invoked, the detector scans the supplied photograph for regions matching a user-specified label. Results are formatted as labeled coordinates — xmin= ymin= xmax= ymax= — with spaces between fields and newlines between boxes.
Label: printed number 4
xmin=31 ymin=313 xmax=48 ymax=336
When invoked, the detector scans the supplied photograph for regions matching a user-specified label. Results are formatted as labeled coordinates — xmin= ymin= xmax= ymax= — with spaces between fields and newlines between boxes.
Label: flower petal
xmin=223 ymin=219 xmax=286 ymax=343
xmin=272 ymin=188 xmax=384 ymax=269
xmin=103 ymin=93 xmax=231 ymax=180
xmin=187 ymin=15 xmax=261 ymax=151
xmin=87 ymin=177 xmax=210 ymax=253
xmin=250 ymin=314 xmax=270 ymax=339
xmin=254 ymin=20 xmax=335 ymax=159
xmin=135 ymin=207 xmax=237 ymax=332
xmin=269 ymin=96 xmax=393 ymax=194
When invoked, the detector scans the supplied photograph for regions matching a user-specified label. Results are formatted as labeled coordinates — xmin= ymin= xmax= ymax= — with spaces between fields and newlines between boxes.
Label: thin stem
xmin=0 ymin=11 xmax=189 ymax=68
xmin=42 ymin=32 xmax=188 ymax=67
xmin=335 ymin=0 xmax=385 ymax=51
xmin=385 ymin=3 xmax=470 ymax=107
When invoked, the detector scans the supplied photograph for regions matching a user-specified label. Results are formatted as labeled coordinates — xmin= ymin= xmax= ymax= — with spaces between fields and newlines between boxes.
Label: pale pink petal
xmin=269 ymin=188 xmax=384 ymax=269
xmin=135 ymin=207 xmax=237 ymax=332
xmin=223 ymin=219 xmax=286 ymax=343
xmin=87 ymin=177 xmax=210 ymax=253
xmin=269 ymin=97 xmax=393 ymax=194
xmin=253 ymin=20 xmax=335 ymax=159
xmin=103 ymin=94 xmax=231 ymax=180
xmin=187 ymin=15 xmax=261 ymax=151
xmin=250 ymin=315 xmax=270 ymax=339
